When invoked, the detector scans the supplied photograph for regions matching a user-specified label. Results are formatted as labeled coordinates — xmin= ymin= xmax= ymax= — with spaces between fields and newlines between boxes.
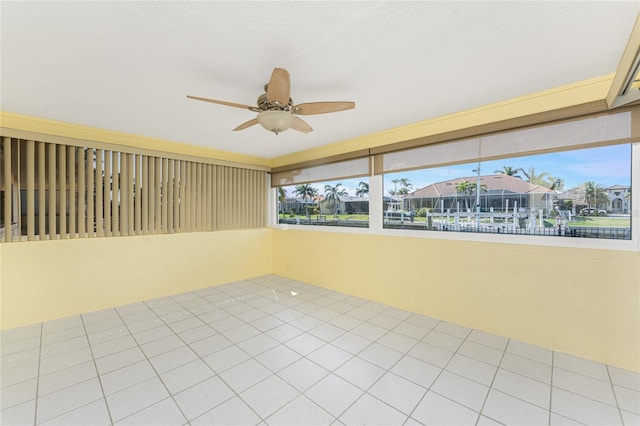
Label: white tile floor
xmin=1 ymin=274 xmax=639 ymax=426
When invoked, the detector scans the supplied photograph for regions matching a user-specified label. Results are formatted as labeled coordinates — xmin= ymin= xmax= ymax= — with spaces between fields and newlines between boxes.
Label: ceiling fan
xmin=187 ymin=68 xmax=355 ymax=135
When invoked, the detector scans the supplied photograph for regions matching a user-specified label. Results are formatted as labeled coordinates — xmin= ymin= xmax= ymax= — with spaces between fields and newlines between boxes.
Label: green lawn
xmin=279 ymin=214 xmax=370 ymax=221
xmin=546 ymin=216 xmax=631 ymax=228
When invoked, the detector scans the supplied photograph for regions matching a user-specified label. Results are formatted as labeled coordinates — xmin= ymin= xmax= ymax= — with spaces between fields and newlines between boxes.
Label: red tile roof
xmin=405 ymin=174 xmax=554 ymax=198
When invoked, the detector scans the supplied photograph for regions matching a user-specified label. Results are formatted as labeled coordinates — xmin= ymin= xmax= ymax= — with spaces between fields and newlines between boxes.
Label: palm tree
xmin=389 ymin=178 xmax=413 ymax=198
xmin=494 ymin=165 xmax=521 ymax=178
xmin=520 ymin=166 xmax=564 ymax=191
xmin=519 ymin=167 xmax=550 ymax=186
xmin=324 ymin=183 xmax=348 ymax=215
xmin=583 ymin=181 xmax=608 ymax=212
xmin=455 ymin=180 xmax=474 ymax=210
xmin=277 ymin=187 xmax=286 ymax=214
xmin=392 ymin=178 xmax=413 ymax=195
xmin=545 ymin=177 xmax=564 ymax=192
xmin=293 ymin=184 xmax=318 ymax=217
xmin=355 ymin=181 xmax=369 ymax=197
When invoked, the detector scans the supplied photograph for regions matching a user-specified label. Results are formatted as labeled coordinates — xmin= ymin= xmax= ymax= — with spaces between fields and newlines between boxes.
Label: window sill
xmin=270 ymin=222 xmax=639 ymax=252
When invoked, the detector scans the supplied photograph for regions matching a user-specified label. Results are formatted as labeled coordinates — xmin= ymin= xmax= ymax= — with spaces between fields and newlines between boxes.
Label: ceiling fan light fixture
xmin=257 ymin=110 xmax=294 ymax=135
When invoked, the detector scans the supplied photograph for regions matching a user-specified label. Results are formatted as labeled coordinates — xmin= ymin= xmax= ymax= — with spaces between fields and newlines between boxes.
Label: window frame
xmin=270 ymin=108 xmax=640 ymax=253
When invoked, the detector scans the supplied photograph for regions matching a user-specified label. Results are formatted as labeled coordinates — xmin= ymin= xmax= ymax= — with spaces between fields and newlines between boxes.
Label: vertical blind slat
xmin=38 ymin=142 xmax=47 ymax=239
xmin=120 ymin=153 xmax=128 ymax=235
xmin=148 ymin=156 xmax=155 ymax=233
xmin=26 ymin=140 xmax=35 ymax=240
xmin=135 ymin=154 xmax=142 ymax=235
xmin=150 ymin=157 xmax=157 ymax=233
xmin=58 ymin=144 xmax=67 ymax=238
xmin=206 ymin=164 xmax=212 ymax=230
xmin=103 ymin=150 xmax=111 ymax=237
xmin=172 ymin=160 xmax=180 ymax=232
xmin=179 ymin=160 xmax=186 ymax=231
xmin=167 ymin=159 xmax=174 ymax=233
xmin=87 ymin=148 xmax=95 ymax=238
xmin=68 ymin=146 xmax=76 ymax=238
xmin=1 ymin=138 xmax=9 ymax=241
xmin=48 ymin=143 xmax=57 ymax=239
xmin=127 ymin=153 xmax=134 ymax=236
xmin=142 ymin=155 xmax=149 ymax=234
xmin=196 ymin=163 xmax=203 ymax=231
xmin=154 ymin=157 xmax=162 ymax=234
xmin=77 ymin=146 xmax=86 ymax=237
xmin=162 ymin=157 xmax=168 ymax=233
xmin=111 ymin=151 xmax=119 ymax=237
xmin=185 ymin=162 xmax=191 ymax=231
xmin=95 ymin=149 xmax=104 ymax=237
xmin=14 ymin=140 xmax=21 ymax=239
xmin=214 ymin=165 xmax=218 ymax=231
xmin=193 ymin=162 xmax=198 ymax=230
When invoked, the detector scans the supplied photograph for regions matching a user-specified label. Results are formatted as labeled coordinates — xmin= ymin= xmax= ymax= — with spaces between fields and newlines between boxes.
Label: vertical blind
xmin=0 ymin=137 xmax=267 ymax=242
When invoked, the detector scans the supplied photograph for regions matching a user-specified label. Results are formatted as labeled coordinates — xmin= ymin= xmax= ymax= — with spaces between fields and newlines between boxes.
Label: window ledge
xmin=270 ymin=223 xmax=639 ymax=252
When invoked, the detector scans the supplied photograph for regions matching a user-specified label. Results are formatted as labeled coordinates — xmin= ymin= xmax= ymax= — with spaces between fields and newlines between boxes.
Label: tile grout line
xmin=79 ymin=314 xmax=115 ymax=426
xmin=403 ymin=322 xmax=469 ymax=425
xmin=31 ymin=322 xmax=44 ymax=426
xmin=110 ymin=301 xmax=203 ymax=425
xmin=244 ymin=288 xmax=351 ymax=424
xmin=232 ymin=284 xmax=342 ymax=422
xmin=605 ymin=364 xmax=626 ymax=425
xmin=142 ymin=290 xmax=275 ymax=424
xmin=475 ymin=337 xmax=510 ymax=426
xmin=267 ymin=286 xmax=374 ymax=423
xmin=549 ymin=351 xmax=555 ymax=425
xmin=242 ymin=281 xmax=376 ymax=423
xmin=312 ymin=314 xmax=439 ymax=424
xmin=231 ymin=283 xmax=336 ymax=423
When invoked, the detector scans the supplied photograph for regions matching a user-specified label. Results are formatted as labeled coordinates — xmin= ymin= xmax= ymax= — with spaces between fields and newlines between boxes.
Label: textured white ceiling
xmin=1 ymin=1 xmax=638 ymax=159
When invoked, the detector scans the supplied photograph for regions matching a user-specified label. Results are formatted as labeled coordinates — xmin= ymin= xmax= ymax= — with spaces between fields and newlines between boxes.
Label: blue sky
xmin=282 ymin=144 xmax=632 ymax=197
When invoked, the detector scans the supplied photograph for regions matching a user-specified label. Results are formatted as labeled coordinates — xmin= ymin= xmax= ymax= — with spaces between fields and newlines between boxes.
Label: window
xmin=383 ymin=144 xmax=632 ymax=240
xmin=376 ymin=110 xmax=635 ymax=240
xmin=277 ymin=178 xmax=370 ymax=228
xmin=272 ymin=157 xmax=371 ymax=228
xmin=272 ymin=109 xmax=637 ymax=243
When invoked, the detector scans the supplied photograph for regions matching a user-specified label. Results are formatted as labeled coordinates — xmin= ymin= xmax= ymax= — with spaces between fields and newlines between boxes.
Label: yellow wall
xmin=0 ymin=229 xmax=272 ymax=329
xmin=273 ymin=229 xmax=640 ymax=372
xmin=2 ymin=225 xmax=637 ymax=371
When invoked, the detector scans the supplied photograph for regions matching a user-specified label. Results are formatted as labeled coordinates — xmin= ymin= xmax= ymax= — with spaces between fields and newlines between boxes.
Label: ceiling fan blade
xmin=187 ymin=95 xmax=258 ymax=111
xmin=292 ymin=117 xmax=313 ymax=133
xmin=293 ymin=101 xmax=355 ymax=115
xmin=233 ymin=118 xmax=259 ymax=131
xmin=266 ymin=68 xmax=291 ymax=106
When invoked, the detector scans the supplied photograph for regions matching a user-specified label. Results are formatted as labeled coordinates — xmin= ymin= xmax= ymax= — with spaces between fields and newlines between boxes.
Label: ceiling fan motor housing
xmin=257 ymin=93 xmax=293 ymax=111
